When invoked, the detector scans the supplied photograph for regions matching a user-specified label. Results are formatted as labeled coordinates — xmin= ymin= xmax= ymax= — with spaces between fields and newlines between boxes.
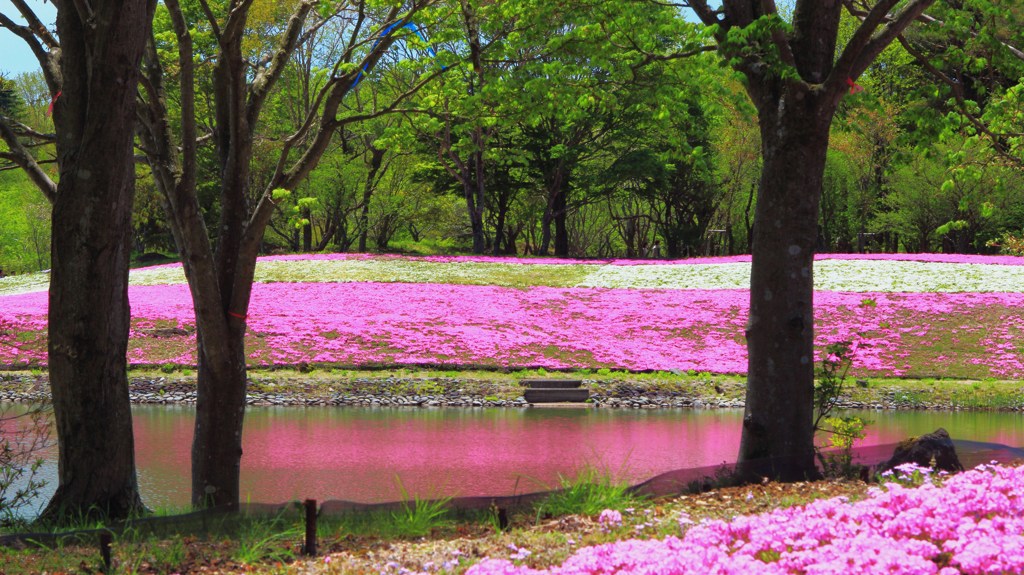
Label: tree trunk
xmin=358 ymin=147 xmax=385 ymax=253
xmin=736 ymin=87 xmax=833 ymax=482
xmin=301 ymin=206 xmax=312 ymax=252
xmin=539 ymin=212 xmax=553 ymax=255
xmin=465 ymin=150 xmax=486 ymax=254
xmin=492 ymin=201 xmax=509 ymax=256
xmin=460 ymin=1 xmax=487 ymax=255
xmin=553 ymin=177 xmax=569 ymax=257
xmin=191 ymin=323 xmax=248 ymax=508
xmin=663 ymin=204 xmax=681 ymax=258
xmin=42 ymin=0 xmax=155 ymax=521
xmin=687 ymin=0 xmax=933 ymax=487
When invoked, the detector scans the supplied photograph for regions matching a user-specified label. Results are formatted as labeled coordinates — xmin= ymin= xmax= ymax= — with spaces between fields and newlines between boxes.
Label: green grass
xmin=386 ymin=496 xmax=453 ymax=538
xmin=0 ymin=475 xmax=905 ymax=575
xmin=533 ymin=465 xmax=645 ymax=519
xmin=4 ymin=367 xmax=1021 ymax=411
xmin=231 ymin=515 xmax=301 ymax=565
xmin=381 ymin=478 xmax=454 ymax=538
xmin=841 ymin=377 xmax=1024 ymax=410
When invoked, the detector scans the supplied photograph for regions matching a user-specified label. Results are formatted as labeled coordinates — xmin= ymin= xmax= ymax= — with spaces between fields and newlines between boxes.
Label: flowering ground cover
xmin=464 ymin=463 xmax=1024 ymax=575
xmin=1 ymin=254 xmax=1022 ymax=378
xmin=96 ymin=253 xmax=1024 ymax=292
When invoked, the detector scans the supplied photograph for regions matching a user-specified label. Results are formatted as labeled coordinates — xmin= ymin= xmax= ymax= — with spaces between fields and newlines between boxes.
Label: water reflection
xmin=134 ymin=406 xmax=747 ymax=507
xmin=6 ymin=404 xmax=1024 ymax=511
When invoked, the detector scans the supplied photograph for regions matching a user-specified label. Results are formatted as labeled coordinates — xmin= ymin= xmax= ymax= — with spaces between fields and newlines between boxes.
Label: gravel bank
xmin=2 ymin=372 xmax=1021 ymax=411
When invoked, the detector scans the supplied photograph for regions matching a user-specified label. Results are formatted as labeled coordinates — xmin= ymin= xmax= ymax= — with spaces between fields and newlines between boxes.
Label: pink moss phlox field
xmin=2 ymin=281 xmax=1024 ymax=377
xmin=212 ymin=283 xmax=749 ymax=371
xmin=253 ymin=253 xmax=1024 ymax=267
xmin=466 ymin=464 xmax=1024 ymax=575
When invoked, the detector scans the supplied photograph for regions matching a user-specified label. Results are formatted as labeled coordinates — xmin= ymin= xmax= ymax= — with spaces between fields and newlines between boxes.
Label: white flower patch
xmin=130 ymin=266 xmax=187 ymax=286
xmin=815 ymin=260 xmax=1024 ymax=292
xmin=577 ymin=259 xmax=1024 ymax=292
xmin=576 ymin=262 xmax=752 ymax=290
xmin=0 ymin=272 xmax=50 ymax=296
xmin=121 ymin=255 xmax=1024 ymax=292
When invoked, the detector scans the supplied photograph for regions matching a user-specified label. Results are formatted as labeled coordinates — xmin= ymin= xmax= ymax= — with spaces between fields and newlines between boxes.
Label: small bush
xmin=986 ymin=231 xmax=1024 ymax=256
xmin=0 ymin=402 xmax=51 ymax=526
xmin=813 ymin=341 xmax=868 ymax=479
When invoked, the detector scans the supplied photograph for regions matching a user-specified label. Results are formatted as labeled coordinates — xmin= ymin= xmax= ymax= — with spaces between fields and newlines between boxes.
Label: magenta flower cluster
xmin=466 ymin=463 xmax=1024 ymax=575
xmin=598 ymin=509 xmax=623 ymax=532
xmin=1 ymin=254 xmax=1022 ymax=378
xmin=111 ymin=284 xmax=1024 ymax=377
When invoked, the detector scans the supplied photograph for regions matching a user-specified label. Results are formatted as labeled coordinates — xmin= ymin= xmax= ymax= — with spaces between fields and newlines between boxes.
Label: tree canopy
xmin=1 ymin=0 xmax=1023 ymax=507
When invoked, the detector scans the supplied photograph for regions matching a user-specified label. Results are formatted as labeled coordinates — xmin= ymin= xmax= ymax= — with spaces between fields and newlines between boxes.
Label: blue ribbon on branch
xmin=350 ymin=21 xmax=442 ymax=90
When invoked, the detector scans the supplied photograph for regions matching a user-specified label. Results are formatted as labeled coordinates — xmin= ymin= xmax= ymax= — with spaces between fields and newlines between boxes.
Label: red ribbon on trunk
xmin=46 ymin=91 xmax=61 ymax=117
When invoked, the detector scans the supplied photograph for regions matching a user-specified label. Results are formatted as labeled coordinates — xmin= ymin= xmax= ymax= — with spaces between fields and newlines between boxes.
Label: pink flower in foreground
xmin=598 ymin=509 xmax=623 ymax=532
xmin=466 ymin=464 xmax=1024 ymax=575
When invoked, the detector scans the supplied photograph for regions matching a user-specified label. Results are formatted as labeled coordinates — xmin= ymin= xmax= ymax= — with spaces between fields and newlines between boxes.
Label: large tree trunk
xmin=465 ymin=150 xmax=487 ymax=254
xmin=191 ymin=324 xmax=248 ymax=508
xmin=358 ymin=147 xmax=385 ymax=253
xmin=42 ymin=0 xmax=155 ymax=521
xmin=736 ymin=86 xmax=834 ymax=482
xmin=684 ymin=0 xmax=935 ymax=484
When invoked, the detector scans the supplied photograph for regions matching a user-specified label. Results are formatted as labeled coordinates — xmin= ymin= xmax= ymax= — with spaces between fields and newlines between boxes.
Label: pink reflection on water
xmin=131 ymin=407 xmax=747 ymax=506
xmin=128 ymin=406 xmax=1024 ymax=508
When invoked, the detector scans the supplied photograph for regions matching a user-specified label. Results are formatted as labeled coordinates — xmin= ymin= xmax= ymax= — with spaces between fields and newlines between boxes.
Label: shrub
xmin=813 ymin=341 xmax=867 ymax=478
xmin=987 ymin=231 xmax=1024 ymax=256
xmin=0 ymin=402 xmax=51 ymax=526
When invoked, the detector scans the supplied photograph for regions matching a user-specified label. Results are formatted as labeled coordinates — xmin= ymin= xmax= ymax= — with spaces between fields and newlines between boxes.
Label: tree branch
xmin=849 ymin=0 xmax=935 ymax=79
xmin=0 ymin=5 xmax=61 ymax=92
xmin=914 ymin=12 xmax=1024 ymax=63
xmin=197 ymin=0 xmax=222 ymax=41
xmin=247 ymin=1 xmax=315 ymax=131
xmin=0 ymin=115 xmax=56 ymax=202
xmin=137 ymin=18 xmax=230 ymax=353
xmin=834 ymin=0 xmax=901 ymax=83
xmin=166 ymin=0 xmax=198 ymax=200
xmin=5 ymin=118 xmax=56 ymax=142
xmin=682 ymin=1 xmax=722 ymax=29
xmin=898 ymin=35 xmax=1024 ymax=168
xmin=221 ymin=0 xmax=256 ymax=46
xmin=828 ymin=0 xmax=934 ymax=104
xmin=10 ymin=0 xmax=58 ymax=48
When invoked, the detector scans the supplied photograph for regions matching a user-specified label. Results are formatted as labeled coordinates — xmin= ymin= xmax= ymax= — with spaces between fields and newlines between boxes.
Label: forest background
xmin=1 ymin=0 xmax=1023 ymax=273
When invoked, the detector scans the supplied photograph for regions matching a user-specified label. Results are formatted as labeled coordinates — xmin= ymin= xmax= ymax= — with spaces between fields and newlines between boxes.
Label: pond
xmin=6 ymin=404 xmax=1024 ymax=513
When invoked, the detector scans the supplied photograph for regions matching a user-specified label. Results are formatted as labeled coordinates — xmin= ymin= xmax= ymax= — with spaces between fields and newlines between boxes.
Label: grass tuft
xmin=534 ymin=464 xmax=644 ymax=519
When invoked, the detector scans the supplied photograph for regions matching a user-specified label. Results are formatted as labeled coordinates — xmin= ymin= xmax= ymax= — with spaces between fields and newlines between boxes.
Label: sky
xmin=0 ymin=0 xmax=56 ymax=77
xmin=0 ymin=2 xmax=705 ymax=78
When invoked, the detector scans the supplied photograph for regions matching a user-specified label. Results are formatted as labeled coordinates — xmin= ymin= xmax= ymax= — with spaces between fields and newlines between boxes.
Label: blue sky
xmin=0 ymin=0 xmax=57 ymax=77
xmin=1 ymin=2 xmax=704 ymax=78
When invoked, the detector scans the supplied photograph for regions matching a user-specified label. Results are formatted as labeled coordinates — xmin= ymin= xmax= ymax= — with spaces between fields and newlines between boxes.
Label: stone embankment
xmin=1 ymin=373 xmax=1021 ymax=411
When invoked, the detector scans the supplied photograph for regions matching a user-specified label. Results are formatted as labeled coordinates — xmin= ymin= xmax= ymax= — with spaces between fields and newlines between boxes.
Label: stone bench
xmin=520 ymin=379 xmax=589 ymax=403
